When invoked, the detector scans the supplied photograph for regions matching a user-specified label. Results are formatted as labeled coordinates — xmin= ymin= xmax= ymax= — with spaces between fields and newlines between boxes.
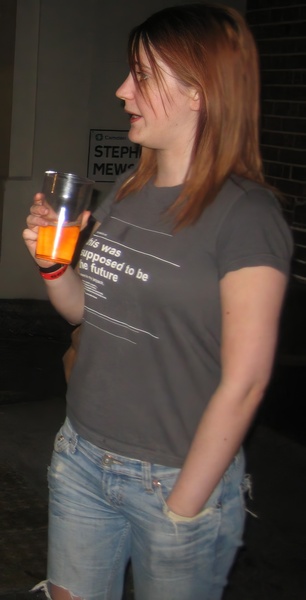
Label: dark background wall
xmin=244 ymin=0 xmax=306 ymax=442
xmin=246 ymin=0 xmax=306 ymax=282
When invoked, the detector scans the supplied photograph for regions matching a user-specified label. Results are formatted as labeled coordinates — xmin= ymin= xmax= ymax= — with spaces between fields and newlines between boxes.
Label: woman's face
xmin=116 ymin=46 xmax=199 ymax=156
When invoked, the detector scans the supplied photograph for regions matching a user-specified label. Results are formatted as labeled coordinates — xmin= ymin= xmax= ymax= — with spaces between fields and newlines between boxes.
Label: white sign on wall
xmin=87 ymin=129 xmax=141 ymax=183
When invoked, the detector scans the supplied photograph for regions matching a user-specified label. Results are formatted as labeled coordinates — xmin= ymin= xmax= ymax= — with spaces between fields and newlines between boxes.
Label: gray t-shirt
xmin=66 ymin=175 xmax=293 ymax=467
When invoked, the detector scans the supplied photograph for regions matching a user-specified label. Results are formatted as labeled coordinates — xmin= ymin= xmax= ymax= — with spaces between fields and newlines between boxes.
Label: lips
xmin=130 ymin=114 xmax=142 ymax=123
xmin=125 ymin=109 xmax=142 ymax=123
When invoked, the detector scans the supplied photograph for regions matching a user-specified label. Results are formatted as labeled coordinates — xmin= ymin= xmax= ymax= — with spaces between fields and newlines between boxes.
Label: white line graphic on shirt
xmin=95 ymin=232 xmax=180 ymax=268
xmin=110 ymin=216 xmax=173 ymax=237
xmin=83 ymin=281 xmax=106 ymax=300
xmin=85 ymin=305 xmax=159 ymax=341
xmin=86 ymin=320 xmax=137 ymax=345
xmin=80 ymin=222 xmax=180 ymax=344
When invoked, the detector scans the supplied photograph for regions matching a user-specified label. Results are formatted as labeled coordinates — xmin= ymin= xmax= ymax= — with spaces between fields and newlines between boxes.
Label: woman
xmin=24 ymin=4 xmax=293 ymax=600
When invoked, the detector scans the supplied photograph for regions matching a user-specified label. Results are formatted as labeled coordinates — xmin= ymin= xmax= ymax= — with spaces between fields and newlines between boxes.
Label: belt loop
xmin=142 ymin=462 xmax=153 ymax=492
xmin=69 ymin=430 xmax=78 ymax=454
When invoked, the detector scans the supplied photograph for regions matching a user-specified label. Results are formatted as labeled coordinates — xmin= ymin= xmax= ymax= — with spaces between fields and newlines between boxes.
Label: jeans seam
xmin=107 ymin=521 xmax=131 ymax=599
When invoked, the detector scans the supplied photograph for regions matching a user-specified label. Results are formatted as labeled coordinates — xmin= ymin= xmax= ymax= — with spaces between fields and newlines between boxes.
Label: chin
xmin=127 ymin=130 xmax=140 ymax=143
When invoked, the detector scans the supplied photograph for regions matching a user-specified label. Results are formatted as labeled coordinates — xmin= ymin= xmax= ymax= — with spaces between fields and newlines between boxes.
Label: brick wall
xmin=246 ymin=0 xmax=306 ymax=281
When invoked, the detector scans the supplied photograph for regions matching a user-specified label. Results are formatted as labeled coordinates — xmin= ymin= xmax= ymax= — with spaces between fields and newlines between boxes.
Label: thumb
xmin=80 ymin=210 xmax=91 ymax=230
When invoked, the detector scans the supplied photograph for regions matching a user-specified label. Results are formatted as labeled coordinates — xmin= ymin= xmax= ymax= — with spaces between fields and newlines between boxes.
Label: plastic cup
xmin=35 ymin=171 xmax=94 ymax=264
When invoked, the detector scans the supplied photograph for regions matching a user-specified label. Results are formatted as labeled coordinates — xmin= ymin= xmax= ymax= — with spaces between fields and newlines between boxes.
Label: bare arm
xmin=41 ymin=266 xmax=85 ymax=324
xmin=22 ymin=193 xmax=91 ymax=324
xmin=166 ymin=265 xmax=288 ymax=517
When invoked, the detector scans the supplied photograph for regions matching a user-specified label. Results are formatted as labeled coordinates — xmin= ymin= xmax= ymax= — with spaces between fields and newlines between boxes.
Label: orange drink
xmin=35 ymin=170 xmax=94 ymax=264
xmin=36 ymin=221 xmax=81 ymax=264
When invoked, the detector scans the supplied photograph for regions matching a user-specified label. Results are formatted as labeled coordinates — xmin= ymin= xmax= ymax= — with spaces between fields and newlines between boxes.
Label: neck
xmin=154 ymin=149 xmax=192 ymax=187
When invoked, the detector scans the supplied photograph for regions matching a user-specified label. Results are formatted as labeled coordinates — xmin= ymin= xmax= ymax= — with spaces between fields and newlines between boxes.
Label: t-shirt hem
xmin=67 ymin=410 xmax=185 ymax=468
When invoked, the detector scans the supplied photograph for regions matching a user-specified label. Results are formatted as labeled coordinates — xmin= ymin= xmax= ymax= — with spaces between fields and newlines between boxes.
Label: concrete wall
xmin=0 ymin=0 xmax=246 ymax=299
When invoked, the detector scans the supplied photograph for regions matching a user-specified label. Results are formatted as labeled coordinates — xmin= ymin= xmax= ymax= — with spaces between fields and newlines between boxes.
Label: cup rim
xmin=44 ymin=170 xmax=94 ymax=185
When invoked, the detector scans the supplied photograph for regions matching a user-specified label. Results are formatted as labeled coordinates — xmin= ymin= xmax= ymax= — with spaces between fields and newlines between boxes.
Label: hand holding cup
xmin=23 ymin=194 xmax=52 ymax=264
xmin=34 ymin=171 xmax=94 ymax=264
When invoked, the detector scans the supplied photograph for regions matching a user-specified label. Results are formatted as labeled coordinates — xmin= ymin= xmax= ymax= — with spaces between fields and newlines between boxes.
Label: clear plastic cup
xmin=35 ymin=171 xmax=94 ymax=264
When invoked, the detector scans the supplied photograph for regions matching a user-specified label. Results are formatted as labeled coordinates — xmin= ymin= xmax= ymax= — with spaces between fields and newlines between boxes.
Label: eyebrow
xmin=134 ymin=57 xmax=153 ymax=68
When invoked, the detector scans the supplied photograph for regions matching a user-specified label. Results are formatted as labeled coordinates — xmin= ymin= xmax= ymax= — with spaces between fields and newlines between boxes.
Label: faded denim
xmin=43 ymin=417 xmax=246 ymax=600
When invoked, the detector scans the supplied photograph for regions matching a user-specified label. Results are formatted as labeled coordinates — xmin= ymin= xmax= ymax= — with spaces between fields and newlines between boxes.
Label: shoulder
xmin=216 ymin=175 xmax=281 ymax=214
xmin=213 ymin=175 xmax=290 ymax=235
xmin=213 ymin=176 xmax=293 ymax=278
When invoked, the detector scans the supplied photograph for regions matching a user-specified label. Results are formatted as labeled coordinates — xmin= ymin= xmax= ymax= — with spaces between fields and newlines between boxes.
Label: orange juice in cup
xmin=35 ymin=171 xmax=94 ymax=264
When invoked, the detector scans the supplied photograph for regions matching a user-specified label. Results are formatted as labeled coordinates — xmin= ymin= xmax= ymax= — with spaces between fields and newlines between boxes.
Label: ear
xmin=189 ymin=88 xmax=201 ymax=111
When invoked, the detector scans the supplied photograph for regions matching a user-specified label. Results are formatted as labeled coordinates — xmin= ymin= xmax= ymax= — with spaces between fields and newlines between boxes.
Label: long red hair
xmin=117 ymin=3 xmax=265 ymax=229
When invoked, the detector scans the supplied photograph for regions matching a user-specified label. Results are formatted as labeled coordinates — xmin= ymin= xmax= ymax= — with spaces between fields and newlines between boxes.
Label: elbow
xmin=221 ymin=376 xmax=270 ymax=414
xmin=248 ymin=382 xmax=267 ymax=409
xmin=240 ymin=377 xmax=271 ymax=418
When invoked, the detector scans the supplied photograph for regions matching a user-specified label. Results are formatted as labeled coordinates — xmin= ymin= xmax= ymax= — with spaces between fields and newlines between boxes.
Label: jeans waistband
xmin=61 ymin=416 xmax=244 ymax=481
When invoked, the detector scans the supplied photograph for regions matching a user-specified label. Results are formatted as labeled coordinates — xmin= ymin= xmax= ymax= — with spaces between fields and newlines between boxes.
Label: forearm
xmin=166 ymin=382 xmax=263 ymax=517
xmin=43 ymin=265 xmax=85 ymax=324
xmin=167 ymin=267 xmax=287 ymax=518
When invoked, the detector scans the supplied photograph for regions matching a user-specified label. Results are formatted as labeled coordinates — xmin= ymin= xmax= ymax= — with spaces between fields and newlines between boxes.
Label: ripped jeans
xmin=36 ymin=417 xmax=247 ymax=600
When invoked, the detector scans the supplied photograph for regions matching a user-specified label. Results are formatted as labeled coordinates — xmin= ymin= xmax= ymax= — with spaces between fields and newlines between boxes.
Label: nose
xmin=116 ymin=72 xmax=134 ymax=101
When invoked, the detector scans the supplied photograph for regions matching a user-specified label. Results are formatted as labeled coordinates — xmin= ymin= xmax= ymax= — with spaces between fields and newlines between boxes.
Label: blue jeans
xmin=44 ymin=417 xmax=246 ymax=600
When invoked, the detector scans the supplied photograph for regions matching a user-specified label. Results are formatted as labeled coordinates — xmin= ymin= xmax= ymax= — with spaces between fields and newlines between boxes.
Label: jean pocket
xmin=53 ymin=431 xmax=70 ymax=453
xmin=154 ymin=475 xmax=222 ymax=524
xmin=53 ymin=419 xmax=77 ymax=454
xmin=163 ymin=504 xmax=219 ymax=524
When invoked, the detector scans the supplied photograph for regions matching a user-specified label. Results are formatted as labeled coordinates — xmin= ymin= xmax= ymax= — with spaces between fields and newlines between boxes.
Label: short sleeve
xmin=217 ymin=188 xmax=293 ymax=279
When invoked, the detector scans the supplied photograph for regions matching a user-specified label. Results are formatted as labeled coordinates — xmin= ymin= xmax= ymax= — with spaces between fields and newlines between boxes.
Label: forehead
xmin=134 ymin=43 xmax=157 ymax=67
xmin=135 ymin=43 xmax=177 ymax=80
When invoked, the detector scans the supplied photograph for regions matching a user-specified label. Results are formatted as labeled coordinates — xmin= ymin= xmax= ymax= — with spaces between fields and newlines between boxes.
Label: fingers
xmin=33 ymin=192 xmax=44 ymax=205
xmin=22 ymin=226 xmax=39 ymax=260
xmin=22 ymin=225 xmax=55 ymax=268
xmin=80 ymin=210 xmax=91 ymax=231
xmin=27 ymin=194 xmax=49 ymax=229
xmin=22 ymin=227 xmax=38 ymax=242
xmin=31 ymin=194 xmax=48 ymax=215
xmin=23 ymin=194 xmax=46 ymax=260
xmin=23 ymin=194 xmax=58 ymax=266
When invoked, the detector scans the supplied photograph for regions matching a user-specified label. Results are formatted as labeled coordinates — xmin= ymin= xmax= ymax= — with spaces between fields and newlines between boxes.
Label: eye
xmin=135 ymin=71 xmax=149 ymax=82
